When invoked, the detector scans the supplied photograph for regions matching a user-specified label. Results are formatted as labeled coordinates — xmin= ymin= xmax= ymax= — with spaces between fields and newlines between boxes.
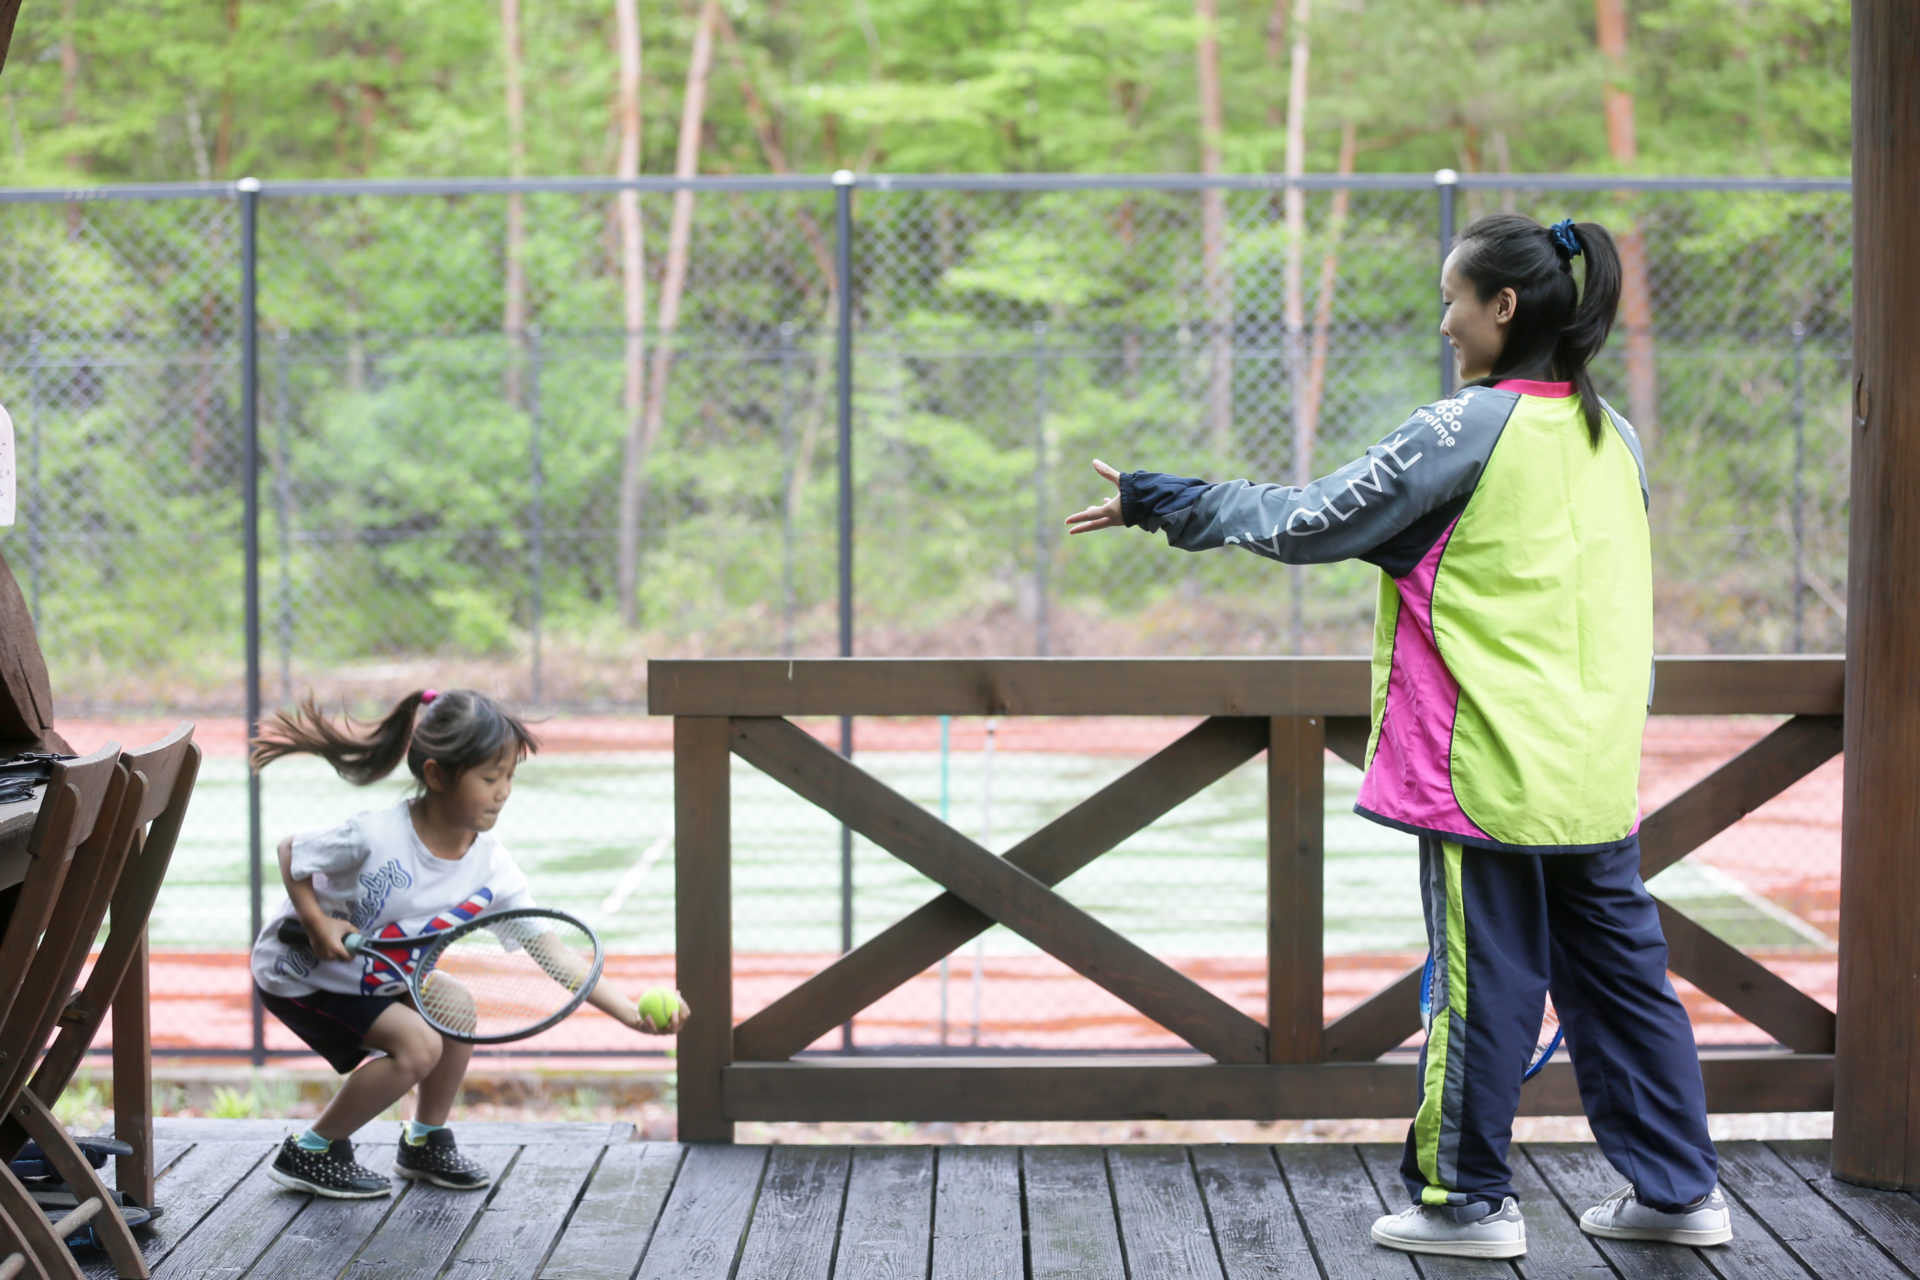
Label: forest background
xmin=0 ymin=0 xmax=1855 ymax=711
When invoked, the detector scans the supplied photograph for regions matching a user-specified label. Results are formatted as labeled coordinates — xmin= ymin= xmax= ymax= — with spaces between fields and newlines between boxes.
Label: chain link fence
xmin=0 ymin=172 xmax=1850 ymax=1060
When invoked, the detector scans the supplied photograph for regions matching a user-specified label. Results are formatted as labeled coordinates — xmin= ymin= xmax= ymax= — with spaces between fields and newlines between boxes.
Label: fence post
xmin=1790 ymin=320 xmax=1808 ymax=654
xmin=1033 ymin=320 xmax=1050 ymax=657
xmin=527 ymin=325 xmax=545 ymax=705
xmin=675 ymin=716 xmax=733 ymax=1142
xmin=778 ymin=321 xmax=797 ymax=656
xmin=1436 ymin=168 xmax=1459 ymax=399
xmin=834 ymin=169 xmax=857 ymax=1050
xmin=271 ymin=328 xmax=294 ymax=705
xmin=238 ymin=175 xmax=265 ymax=1068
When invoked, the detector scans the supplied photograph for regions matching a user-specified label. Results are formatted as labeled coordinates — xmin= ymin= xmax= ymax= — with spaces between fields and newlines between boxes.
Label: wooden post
xmin=1833 ymin=0 xmax=1920 ymax=1190
xmin=1267 ymin=716 xmax=1323 ymax=1062
xmin=111 ymin=931 xmax=154 ymax=1207
xmin=675 ymin=717 xmax=733 ymax=1143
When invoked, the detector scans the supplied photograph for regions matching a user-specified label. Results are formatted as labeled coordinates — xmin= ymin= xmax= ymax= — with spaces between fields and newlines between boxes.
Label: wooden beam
xmin=1321 ymin=963 xmax=1424 ymax=1063
xmin=1324 ymin=715 xmax=1369 ymax=770
xmin=647 ymin=656 xmax=1842 ymax=717
xmin=675 ymin=717 xmax=733 ymax=1143
xmin=1836 ymin=0 xmax=1920 ymax=1190
xmin=729 ymin=716 xmax=1270 ymax=1064
xmin=733 ymin=716 xmax=1268 ymax=1061
xmin=720 ymin=1052 xmax=1833 ymax=1122
xmin=1657 ymin=901 xmax=1836 ymax=1054
xmin=1639 ymin=715 xmax=1842 ymax=880
xmin=1268 ymin=716 xmax=1324 ymax=1062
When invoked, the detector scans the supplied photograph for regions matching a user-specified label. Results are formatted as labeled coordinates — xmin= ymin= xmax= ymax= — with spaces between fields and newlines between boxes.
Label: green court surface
xmin=157 ymin=749 xmax=1819 ymax=958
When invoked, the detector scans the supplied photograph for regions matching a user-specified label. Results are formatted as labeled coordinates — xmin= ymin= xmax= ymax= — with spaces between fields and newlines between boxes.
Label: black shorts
xmin=257 ymin=985 xmax=404 ymax=1074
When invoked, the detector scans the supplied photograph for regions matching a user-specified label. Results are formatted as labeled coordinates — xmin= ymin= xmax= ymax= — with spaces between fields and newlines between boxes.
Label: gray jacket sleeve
xmin=1120 ymin=388 xmax=1516 ymax=571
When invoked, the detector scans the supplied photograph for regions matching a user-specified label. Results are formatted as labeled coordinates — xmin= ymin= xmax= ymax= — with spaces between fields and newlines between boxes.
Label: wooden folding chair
xmin=0 ymin=724 xmax=198 ymax=1280
xmin=0 ymin=743 xmax=127 ymax=1280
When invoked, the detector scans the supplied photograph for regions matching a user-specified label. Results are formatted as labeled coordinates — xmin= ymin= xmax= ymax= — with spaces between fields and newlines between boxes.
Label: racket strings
xmin=416 ymin=921 xmax=599 ymax=1039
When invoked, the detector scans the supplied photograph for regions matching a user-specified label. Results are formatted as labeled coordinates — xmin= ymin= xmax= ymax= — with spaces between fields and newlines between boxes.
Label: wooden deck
xmin=74 ymin=1120 xmax=1920 ymax=1279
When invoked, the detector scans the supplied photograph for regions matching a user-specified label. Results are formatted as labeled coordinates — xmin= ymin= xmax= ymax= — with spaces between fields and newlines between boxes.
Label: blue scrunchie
xmin=1549 ymin=218 xmax=1582 ymax=259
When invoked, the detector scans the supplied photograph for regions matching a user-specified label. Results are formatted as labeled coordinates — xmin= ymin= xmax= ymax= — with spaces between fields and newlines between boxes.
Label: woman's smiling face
xmin=1439 ymin=247 xmax=1516 ymax=382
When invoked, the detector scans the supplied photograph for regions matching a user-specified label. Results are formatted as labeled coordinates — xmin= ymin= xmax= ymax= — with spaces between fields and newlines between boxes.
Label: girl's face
xmin=424 ymin=744 xmax=518 ymax=833
xmin=1440 ymin=248 xmax=1516 ymax=382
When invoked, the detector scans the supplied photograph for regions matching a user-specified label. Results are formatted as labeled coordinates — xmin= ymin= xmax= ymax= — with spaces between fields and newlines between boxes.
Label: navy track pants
xmin=1398 ymin=834 xmax=1718 ymax=1213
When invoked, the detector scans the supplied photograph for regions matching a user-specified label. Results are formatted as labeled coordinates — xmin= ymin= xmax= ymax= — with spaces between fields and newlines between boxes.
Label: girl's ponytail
xmin=1555 ymin=221 xmax=1624 ymax=448
xmin=252 ymin=690 xmax=429 ymax=784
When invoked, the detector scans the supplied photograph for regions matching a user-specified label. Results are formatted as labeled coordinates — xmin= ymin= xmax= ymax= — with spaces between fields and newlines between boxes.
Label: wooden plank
xmin=647 ymin=656 xmax=1842 ymax=717
xmin=240 ymin=1172 xmax=408 ymax=1280
xmin=1354 ymin=1144 xmax=1518 ymax=1280
xmin=722 ymin=1054 xmax=1831 ymax=1123
xmin=442 ymin=1141 xmax=602 ymax=1280
xmin=1106 ymin=1146 xmax=1225 ymax=1280
xmin=730 ymin=1146 xmax=848 ymax=1280
xmin=142 ymin=1119 xmax=630 ymax=1146
xmin=1322 ymin=964 xmax=1423 ymax=1064
xmin=112 ymin=933 xmax=155 ymax=1209
xmin=1656 ymin=902 xmax=1836 ymax=1053
xmin=1769 ymin=1140 xmax=1920 ymax=1266
xmin=1188 ymin=1144 xmax=1318 ymax=1280
xmin=675 ymin=716 xmax=733 ymax=1143
xmin=141 ymin=1150 xmax=309 ymax=1280
xmin=1639 ymin=715 xmax=1842 ymax=881
xmin=1324 ymin=716 xmax=1370 ymax=770
xmin=1024 ymin=1146 xmax=1128 ymax=1280
xmin=537 ymin=1143 xmax=684 ymax=1280
xmin=832 ymin=1147 xmax=932 ymax=1280
xmin=736 ymin=716 xmax=1269 ymax=1062
xmin=1522 ymin=1144 xmax=1715 ymax=1279
xmin=77 ymin=1142 xmax=276 ymax=1280
xmin=1268 ymin=717 xmax=1325 ymax=1064
xmin=651 ymin=657 xmax=1374 ymax=716
xmin=633 ymin=1144 xmax=767 ymax=1280
xmin=1271 ymin=1143 xmax=1418 ymax=1280
xmin=336 ymin=1144 xmax=518 ymax=1280
xmin=929 ymin=1146 xmax=1022 ymax=1280
xmin=731 ymin=716 xmax=1268 ymax=1064
xmin=1503 ymin=1145 xmax=1613 ymax=1280
xmin=1716 ymin=1141 xmax=1911 ymax=1279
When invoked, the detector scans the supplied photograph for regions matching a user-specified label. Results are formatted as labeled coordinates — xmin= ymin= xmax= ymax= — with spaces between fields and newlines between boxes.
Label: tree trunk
xmin=502 ymin=0 xmax=528 ymax=406
xmin=627 ymin=0 xmax=720 ymax=549
xmin=215 ymin=0 xmax=241 ymax=176
xmin=1596 ymin=0 xmax=1658 ymax=441
xmin=1301 ymin=119 xmax=1355 ymax=456
xmin=613 ymin=0 xmax=648 ymax=627
xmin=1195 ymin=0 xmax=1232 ymax=454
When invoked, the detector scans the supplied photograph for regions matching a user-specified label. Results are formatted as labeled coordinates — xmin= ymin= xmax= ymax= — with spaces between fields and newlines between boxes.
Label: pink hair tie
xmin=421 ymin=689 xmax=439 ymax=704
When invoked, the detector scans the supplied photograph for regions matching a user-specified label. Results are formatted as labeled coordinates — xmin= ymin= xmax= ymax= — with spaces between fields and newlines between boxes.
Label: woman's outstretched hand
xmin=1065 ymin=460 xmax=1125 ymax=535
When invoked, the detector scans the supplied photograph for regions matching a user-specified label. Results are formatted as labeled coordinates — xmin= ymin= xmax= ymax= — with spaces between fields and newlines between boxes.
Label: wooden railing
xmin=652 ymin=656 xmax=1844 ymax=1142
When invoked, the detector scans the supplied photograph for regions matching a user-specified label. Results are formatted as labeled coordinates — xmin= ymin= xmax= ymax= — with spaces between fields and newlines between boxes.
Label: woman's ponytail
xmin=252 ymin=690 xmax=428 ymax=784
xmin=1555 ymin=221 xmax=1623 ymax=447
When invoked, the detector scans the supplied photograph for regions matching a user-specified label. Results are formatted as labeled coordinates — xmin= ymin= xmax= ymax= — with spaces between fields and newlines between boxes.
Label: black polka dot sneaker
xmin=267 ymin=1135 xmax=391 ymax=1199
xmin=393 ymin=1127 xmax=492 ymax=1190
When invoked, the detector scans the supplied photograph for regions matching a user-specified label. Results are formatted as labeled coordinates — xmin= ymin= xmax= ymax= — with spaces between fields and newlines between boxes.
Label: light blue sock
xmin=405 ymin=1120 xmax=446 ymax=1145
xmin=296 ymin=1129 xmax=329 ymax=1152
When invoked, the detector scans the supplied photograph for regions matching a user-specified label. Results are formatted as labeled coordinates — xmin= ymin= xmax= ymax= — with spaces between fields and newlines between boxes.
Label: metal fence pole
xmin=238 ymin=176 xmax=265 ymax=1067
xmin=778 ymin=321 xmax=797 ymax=656
xmin=1032 ymin=320 xmax=1050 ymax=657
xmin=1791 ymin=320 xmax=1808 ymax=653
xmin=271 ymin=329 xmax=294 ymax=705
xmin=834 ymin=169 xmax=856 ymax=1051
xmin=1436 ymin=168 xmax=1459 ymax=399
xmin=527 ymin=325 xmax=546 ymax=704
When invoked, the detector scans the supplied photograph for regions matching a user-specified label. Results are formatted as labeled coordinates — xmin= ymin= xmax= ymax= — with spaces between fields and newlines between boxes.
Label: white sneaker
xmin=1370 ymin=1196 xmax=1527 ymax=1259
xmin=1580 ymin=1184 xmax=1733 ymax=1246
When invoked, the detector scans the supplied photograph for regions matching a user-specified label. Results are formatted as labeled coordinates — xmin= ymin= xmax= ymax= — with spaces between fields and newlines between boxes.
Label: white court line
xmin=1680 ymin=860 xmax=1837 ymax=952
xmin=600 ymin=830 xmax=674 ymax=915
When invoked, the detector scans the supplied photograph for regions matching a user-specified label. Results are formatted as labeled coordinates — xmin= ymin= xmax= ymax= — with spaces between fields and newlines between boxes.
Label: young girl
xmin=248 ymin=688 xmax=689 ymax=1199
xmin=1068 ymin=215 xmax=1728 ymax=1260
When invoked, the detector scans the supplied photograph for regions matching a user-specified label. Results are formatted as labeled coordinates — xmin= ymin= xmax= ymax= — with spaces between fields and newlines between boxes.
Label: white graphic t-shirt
xmin=250 ymin=799 xmax=534 ymax=999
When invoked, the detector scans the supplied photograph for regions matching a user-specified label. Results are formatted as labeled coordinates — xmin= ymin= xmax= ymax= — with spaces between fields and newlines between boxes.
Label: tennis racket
xmin=277 ymin=908 xmax=605 ymax=1045
xmin=1419 ymin=951 xmax=1564 ymax=1081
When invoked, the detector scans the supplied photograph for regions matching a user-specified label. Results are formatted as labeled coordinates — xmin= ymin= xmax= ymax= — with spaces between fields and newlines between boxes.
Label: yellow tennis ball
xmin=637 ymin=987 xmax=680 ymax=1032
